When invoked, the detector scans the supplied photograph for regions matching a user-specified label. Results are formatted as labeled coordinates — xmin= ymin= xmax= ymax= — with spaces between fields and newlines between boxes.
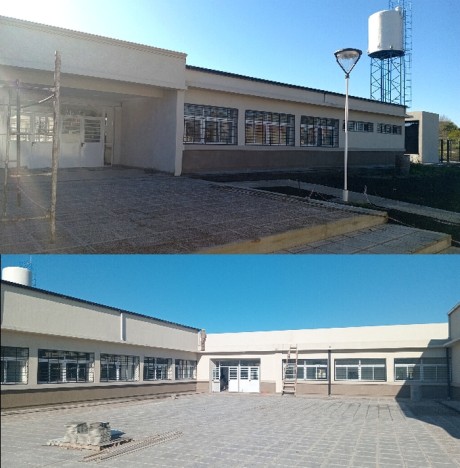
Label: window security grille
xmin=300 ymin=116 xmax=339 ymax=147
xmin=38 ymin=349 xmax=94 ymax=384
xmin=34 ymin=115 xmax=54 ymax=142
xmin=143 ymin=357 xmax=172 ymax=381
xmin=184 ymin=104 xmax=238 ymax=144
xmin=9 ymin=113 xmax=32 ymax=141
xmin=394 ymin=358 xmax=448 ymax=382
xmin=245 ymin=110 xmax=295 ymax=146
xmin=1 ymin=346 xmax=29 ymax=384
xmin=343 ymin=121 xmax=374 ymax=133
xmin=100 ymin=354 xmax=139 ymax=382
xmin=335 ymin=359 xmax=386 ymax=381
xmin=377 ymin=123 xmax=402 ymax=135
xmin=175 ymin=359 xmax=197 ymax=380
xmin=84 ymin=119 xmax=101 ymax=143
xmin=282 ymin=359 xmax=327 ymax=380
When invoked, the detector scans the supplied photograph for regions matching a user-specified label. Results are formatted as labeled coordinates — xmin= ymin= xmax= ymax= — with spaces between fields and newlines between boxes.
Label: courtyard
xmin=1 ymin=393 xmax=459 ymax=467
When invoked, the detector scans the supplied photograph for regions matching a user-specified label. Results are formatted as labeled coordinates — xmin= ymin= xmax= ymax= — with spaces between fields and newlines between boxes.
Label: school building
xmin=1 ymin=15 xmax=407 ymax=176
xmin=2 ymin=272 xmax=459 ymax=409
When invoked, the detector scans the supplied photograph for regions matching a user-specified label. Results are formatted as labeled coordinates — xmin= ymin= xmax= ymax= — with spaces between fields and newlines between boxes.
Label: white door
xmin=211 ymin=366 xmax=220 ymax=392
xmin=239 ymin=366 xmax=260 ymax=393
xmin=228 ymin=366 xmax=239 ymax=392
xmin=81 ymin=117 xmax=104 ymax=167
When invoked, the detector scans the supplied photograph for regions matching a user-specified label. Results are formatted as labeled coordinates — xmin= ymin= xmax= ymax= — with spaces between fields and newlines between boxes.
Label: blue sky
xmin=1 ymin=255 xmax=458 ymax=333
xmin=1 ymin=0 xmax=459 ymax=125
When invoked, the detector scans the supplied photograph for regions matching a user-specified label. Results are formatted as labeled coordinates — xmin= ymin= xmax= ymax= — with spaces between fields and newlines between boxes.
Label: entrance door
xmin=211 ymin=360 xmax=260 ymax=393
xmin=81 ymin=117 xmax=104 ymax=167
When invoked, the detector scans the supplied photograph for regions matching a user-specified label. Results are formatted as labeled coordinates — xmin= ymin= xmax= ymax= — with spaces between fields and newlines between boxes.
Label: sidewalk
xmin=0 ymin=167 xmax=456 ymax=254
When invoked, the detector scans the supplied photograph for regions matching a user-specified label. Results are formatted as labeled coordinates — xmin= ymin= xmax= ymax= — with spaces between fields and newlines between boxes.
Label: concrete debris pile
xmin=62 ymin=421 xmax=112 ymax=446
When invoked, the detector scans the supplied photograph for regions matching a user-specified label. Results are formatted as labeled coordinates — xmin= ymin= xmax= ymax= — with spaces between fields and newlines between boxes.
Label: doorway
xmin=212 ymin=360 xmax=260 ymax=393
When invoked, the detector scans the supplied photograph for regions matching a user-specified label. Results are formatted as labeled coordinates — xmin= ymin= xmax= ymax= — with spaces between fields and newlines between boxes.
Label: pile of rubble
xmin=48 ymin=421 xmax=112 ymax=448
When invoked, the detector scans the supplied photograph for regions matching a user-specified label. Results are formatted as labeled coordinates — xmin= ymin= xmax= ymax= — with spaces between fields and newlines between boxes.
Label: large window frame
xmin=245 ymin=110 xmax=295 ymax=146
xmin=143 ymin=357 xmax=172 ymax=381
xmin=175 ymin=359 xmax=197 ymax=380
xmin=100 ymin=354 xmax=139 ymax=382
xmin=38 ymin=349 xmax=94 ymax=384
xmin=394 ymin=358 xmax=448 ymax=382
xmin=300 ymin=116 xmax=339 ymax=147
xmin=1 ymin=346 xmax=29 ymax=385
xmin=335 ymin=359 xmax=386 ymax=381
xmin=184 ymin=104 xmax=238 ymax=145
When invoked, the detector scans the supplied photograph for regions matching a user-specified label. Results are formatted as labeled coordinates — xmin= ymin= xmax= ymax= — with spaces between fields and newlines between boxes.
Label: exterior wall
xmin=406 ymin=111 xmax=439 ymax=164
xmin=198 ymin=324 xmax=449 ymax=398
xmin=182 ymin=69 xmax=406 ymax=173
xmin=448 ymin=304 xmax=460 ymax=399
xmin=1 ymin=283 xmax=199 ymax=351
xmin=1 ymin=282 xmax=200 ymax=409
xmin=0 ymin=16 xmax=186 ymax=90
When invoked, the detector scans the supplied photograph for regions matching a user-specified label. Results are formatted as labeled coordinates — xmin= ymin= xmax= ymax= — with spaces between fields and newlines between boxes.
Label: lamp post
xmin=334 ymin=48 xmax=362 ymax=202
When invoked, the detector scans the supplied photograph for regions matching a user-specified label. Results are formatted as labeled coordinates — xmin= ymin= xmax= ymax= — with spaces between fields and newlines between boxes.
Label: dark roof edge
xmin=1 ymin=280 xmax=201 ymax=332
xmin=186 ymin=65 xmax=406 ymax=109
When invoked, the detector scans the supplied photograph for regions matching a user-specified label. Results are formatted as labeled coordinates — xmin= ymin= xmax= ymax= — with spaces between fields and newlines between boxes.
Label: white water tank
xmin=2 ymin=267 xmax=32 ymax=286
xmin=368 ymin=9 xmax=404 ymax=59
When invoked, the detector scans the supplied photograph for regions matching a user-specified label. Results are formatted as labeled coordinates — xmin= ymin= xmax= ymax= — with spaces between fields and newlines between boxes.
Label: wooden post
xmin=15 ymin=80 xmax=21 ymax=206
xmin=50 ymin=51 xmax=61 ymax=243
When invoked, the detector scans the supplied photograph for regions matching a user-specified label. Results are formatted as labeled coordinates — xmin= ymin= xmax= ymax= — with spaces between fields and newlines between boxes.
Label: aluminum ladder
xmin=282 ymin=345 xmax=298 ymax=396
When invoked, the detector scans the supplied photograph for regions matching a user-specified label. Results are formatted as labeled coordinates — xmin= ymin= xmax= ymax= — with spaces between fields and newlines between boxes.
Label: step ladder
xmin=282 ymin=345 xmax=298 ymax=396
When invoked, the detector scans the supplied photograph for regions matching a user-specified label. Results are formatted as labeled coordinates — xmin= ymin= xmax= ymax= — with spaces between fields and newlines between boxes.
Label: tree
xmin=439 ymin=116 xmax=460 ymax=140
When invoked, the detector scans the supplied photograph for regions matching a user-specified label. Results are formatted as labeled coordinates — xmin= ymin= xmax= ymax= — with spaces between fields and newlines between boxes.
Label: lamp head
xmin=334 ymin=48 xmax=362 ymax=77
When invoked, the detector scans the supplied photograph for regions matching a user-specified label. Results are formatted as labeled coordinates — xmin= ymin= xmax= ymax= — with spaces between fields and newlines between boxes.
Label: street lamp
xmin=334 ymin=48 xmax=362 ymax=202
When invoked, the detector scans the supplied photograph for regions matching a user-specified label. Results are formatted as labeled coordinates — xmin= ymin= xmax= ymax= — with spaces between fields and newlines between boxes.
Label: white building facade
xmin=2 ymin=278 xmax=459 ymax=409
xmin=1 ymin=16 xmax=406 ymax=176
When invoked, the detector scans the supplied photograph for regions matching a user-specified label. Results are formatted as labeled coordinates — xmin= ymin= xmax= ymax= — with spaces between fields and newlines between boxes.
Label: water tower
xmin=369 ymin=0 xmax=412 ymax=107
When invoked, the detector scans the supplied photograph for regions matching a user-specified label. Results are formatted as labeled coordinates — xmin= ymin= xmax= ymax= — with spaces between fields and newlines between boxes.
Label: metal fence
xmin=439 ymin=139 xmax=460 ymax=163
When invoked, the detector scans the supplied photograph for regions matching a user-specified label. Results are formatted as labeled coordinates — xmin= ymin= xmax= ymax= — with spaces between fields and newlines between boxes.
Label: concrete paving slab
xmin=0 ymin=167 xmax=455 ymax=254
xmin=1 ymin=394 xmax=459 ymax=467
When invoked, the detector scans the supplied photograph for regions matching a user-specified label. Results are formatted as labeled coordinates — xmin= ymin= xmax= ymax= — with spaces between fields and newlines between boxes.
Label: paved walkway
xmin=1 ymin=394 xmax=459 ymax=467
xmin=0 ymin=167 xmax=456 ymax=254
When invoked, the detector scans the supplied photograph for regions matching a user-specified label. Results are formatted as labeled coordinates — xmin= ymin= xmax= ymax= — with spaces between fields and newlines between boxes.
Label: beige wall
xmin=406 ymin=111 xmax=439 ymax=164
xmin=182 ymin=74 xmax=405 ymax=173
xmin=448 ymin=304 xmax=460 ymax=389
xmin=1 ymin=283 xmax=199 ymax=352
xmin=0 ymin=16 xmax=186 ymax=90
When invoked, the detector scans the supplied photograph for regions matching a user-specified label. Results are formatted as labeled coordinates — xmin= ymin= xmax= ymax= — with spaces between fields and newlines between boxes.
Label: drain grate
xmin=82 ymin=431 xmax=183 ymax=462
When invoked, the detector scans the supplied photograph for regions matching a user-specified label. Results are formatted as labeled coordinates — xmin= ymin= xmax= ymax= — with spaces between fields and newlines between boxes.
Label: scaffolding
xmin=1 ymin=51 xmax=61 ymax=242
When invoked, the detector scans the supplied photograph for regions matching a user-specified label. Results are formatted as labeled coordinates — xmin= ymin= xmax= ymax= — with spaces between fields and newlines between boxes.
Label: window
xmin=184 ymin=104 xmax=238 ymax=144
xmin=38 ymin=349 xmax=94 ymax=384
xmin=9 ymin=113 xmax=32 ymax=141
xmin=84 ymin=119 xmax=101 ymax=143
xmin=335 ymin=359 xmax=386 ymax=381
xmin=100 ymin=354 xmax=139 ymax=382
xmin=1 ymin=346 xmax=29 ymax=384
xmin=175 ymin=360 xmax=197 ymax=380
xmin=343 ymin=120 xmax=374 ymax=133
xmin=394 ymin=358 xmax=447 ymax=382
xmin=245 ymin=110 xmax=295 ymax=146
xmin=377 ymin=123 xmax=402 ymax=135
xmin=34 ymin=115 xmax=54 ymax=142
xmin=300 ymin=116 xmax=339 ymax=147
xmin=144 ymin=357 xmax=172 ymax=381
xmin=282 ymin=359 xmax=328 ymax=380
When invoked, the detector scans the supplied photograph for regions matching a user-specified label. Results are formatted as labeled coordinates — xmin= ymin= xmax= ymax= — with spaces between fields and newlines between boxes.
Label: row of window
xmin=283 ymin=358 xmax=448 ymax=382
xmin=1 ymin=347 xmax=196 ymax=385
xmin=8 ymin=112 xmax=102 ymax=143
xmin=183 ymin=104 xmax=402 ymax=146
